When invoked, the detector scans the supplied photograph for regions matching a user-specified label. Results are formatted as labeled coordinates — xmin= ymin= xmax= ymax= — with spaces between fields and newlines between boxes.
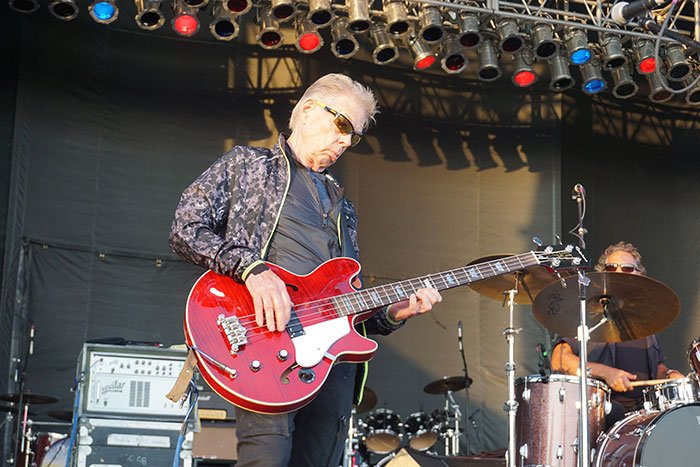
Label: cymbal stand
xmin=343 ymin=409 xmax=367 ymax=467
xmin=442 ymin=389 xmax=462 ymax=456
xmin=502 ymin=282 xmax=521 ymax=467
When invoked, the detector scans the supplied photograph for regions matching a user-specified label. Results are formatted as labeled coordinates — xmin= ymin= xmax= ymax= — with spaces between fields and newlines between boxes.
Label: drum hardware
xmin=687 ymin=336 xmax=700 ymax=375
xmin=343 ymin=386 xmax=376 ymax=467
xmin=641 ymin=377 xmax=700 ymax=411
xmin=423 ymin=376 xmax=469 ymax=456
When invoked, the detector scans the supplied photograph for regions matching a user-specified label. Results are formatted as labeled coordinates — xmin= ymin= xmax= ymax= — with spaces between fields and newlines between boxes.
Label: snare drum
xmin=403 ymin=411 xmax=438 ymax=451
xmin=363 ymin=408 xmax=402 ymax=454
xmin=594 ymin=403 xmax=700 ymax=466
xmin=515 ymin=374 xmax=609 ymax=467
xmin=642 ymin=377 xmax=699 ymax=411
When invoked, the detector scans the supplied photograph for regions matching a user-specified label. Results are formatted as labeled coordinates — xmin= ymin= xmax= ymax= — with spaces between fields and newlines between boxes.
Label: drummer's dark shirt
xmin=614 ymin=339 xmax=652 ymax=411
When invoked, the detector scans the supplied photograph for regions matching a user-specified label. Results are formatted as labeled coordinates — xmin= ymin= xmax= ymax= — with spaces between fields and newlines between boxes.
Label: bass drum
xmin=594 ymin=403 xmax=700 ymax=466
xmin=37 ymin=436 xmax=69 ymax=467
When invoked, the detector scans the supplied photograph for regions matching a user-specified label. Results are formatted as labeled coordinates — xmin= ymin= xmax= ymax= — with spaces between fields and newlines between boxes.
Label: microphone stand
xmin=571 ymin=184 xmax=591 ymax=467
xmin=458 ymin=321 xmax=470 ymax=455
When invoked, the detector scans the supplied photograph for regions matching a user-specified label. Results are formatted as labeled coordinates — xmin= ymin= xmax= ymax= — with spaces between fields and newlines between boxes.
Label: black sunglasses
xmin=604 ymin=263 xmax=639 ymax=273
xmin=316 ymin=101 xmax=362 ymax=147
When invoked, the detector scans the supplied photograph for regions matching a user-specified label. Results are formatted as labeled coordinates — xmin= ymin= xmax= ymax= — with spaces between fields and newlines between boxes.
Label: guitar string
xmin=211 ymin=254 xmax=554 ymax=343
xmin=229 ymin=254 xmax=547 ymax=338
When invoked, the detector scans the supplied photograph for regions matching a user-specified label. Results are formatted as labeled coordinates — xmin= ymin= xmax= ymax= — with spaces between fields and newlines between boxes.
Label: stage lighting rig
xmin=496 ymin=16 xmax=523 ymax=54
xmin=296 ymin=17 xmax=323 ymax=53
xmin=89 ymin=0 xmax=119 ymax=23
xmin=331 ymin=18 xmax=360 ymax=58
xmin=223 ymin=0 xmax=251 ymax=15
xmin=530 ymin=23 xmax=558 ymax=60
xmin=384 ymin=0 xmax=410 ymax=36
xmin=257 ymin=8 xmax=283 ymax=49
xmin=600 ymin=33 xmax=627 ymax=70
xmin=210 ymin=1 xmax=239 ymax=41
xmin=632 ymin=37 xmax=657 ymax=74
xmin=565 ymin=28 xmax=592 ymax=65
xmin=8 ymin=0 xmax=39 ymax=14
xmin=548 ymin=51 xmax=575 ymax=91
xmin=477 ymin=38 xmax=501 ymax=82
xmin=458 ymin=11 xmax=482 ymax=48
xmin=134 ymin=0 xmax=165 ymax=30
xmin=347 ymin=0 xmax=371 ymax=33
xmin=370 ymin=23 xmax=399 ymax=65
xmin=308 ymin=0 xmax=333 ymax=28
xmin=646 ymin=69 xmax=673 ymax=102
xmin=664 ymin=43 xmax=691 ymax=81
xmin=418 ymin=7 xmax=445 ymax=44
xmin=271 ymin=0 xmax=295 ymax=22
xmin=172 ymin=0 xmax=200 ymax=36
xmin=440 ymin=34 xmax=467 ymax=74
xmin=409 ymin=36 xmax=437 ymax=70
xmin=48 ymin=0 xmax=79 ymax=20
xmin=512 ymin=47 xmax=537 ymax=87
xmin=580 ymin=59 xmax=606 ymax=94
xmin=610 ymin=62 xmax=639 ymax=99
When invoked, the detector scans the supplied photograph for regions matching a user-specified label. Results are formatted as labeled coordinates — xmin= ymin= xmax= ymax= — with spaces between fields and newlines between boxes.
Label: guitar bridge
xmin=217 ymin=314 xmax=248 ymax=354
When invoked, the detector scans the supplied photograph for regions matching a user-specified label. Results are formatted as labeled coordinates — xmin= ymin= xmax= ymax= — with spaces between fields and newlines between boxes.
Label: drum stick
xmin=629 ymin=378 xmax=671 ymax=387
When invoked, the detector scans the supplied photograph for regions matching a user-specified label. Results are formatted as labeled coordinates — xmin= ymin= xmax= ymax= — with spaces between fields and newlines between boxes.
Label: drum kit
xmin=343 ymin=375 xmax=471 ymax=466
xmin=0 ymin=392 xmax=71 ymax=467
xmin=466 ymin=245 xmax=699 ymax=467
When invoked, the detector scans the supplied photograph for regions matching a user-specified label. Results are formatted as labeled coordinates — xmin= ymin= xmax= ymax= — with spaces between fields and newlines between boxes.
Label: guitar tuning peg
xmin=532 ymin=236 xmax=543 ymax=247
xmin=554 ymin=235 xmax=562 ymax=245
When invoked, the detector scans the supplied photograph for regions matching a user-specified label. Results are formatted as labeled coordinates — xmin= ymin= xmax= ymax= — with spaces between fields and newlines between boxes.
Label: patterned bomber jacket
xmin=169 ymin=134 xmax=405 ymax=336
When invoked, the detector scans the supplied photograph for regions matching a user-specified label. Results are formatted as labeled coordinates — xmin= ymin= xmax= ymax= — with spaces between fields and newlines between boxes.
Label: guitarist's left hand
xmin=386 ymin=287 xmax=442 ymax=321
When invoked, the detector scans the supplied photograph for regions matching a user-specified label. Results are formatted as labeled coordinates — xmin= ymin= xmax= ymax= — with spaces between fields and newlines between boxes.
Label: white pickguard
xmin=292 ymin=317 xmax=351 ymax=367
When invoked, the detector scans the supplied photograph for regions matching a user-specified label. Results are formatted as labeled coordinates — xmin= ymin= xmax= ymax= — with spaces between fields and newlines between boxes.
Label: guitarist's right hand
xmin=245 ymin=269 xmax=293 ymax=332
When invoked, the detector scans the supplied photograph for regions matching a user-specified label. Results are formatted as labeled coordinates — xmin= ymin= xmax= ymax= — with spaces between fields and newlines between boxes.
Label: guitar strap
xmin=166 ymin=348 xmax=198 ymax=403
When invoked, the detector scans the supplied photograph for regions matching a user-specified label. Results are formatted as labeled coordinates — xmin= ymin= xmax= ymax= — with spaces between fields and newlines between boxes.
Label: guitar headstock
xmin=534 ymin=244 xmax=587 ymax=271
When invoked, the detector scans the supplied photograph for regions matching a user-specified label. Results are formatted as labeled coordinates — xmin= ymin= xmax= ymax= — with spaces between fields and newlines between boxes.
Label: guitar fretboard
xmin=331 ymin=252 xmax=540 ymax=317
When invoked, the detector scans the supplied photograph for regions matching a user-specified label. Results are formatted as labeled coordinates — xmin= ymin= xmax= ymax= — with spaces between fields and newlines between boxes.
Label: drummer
xmin=551 ymin=241 xmax=684 ymax=428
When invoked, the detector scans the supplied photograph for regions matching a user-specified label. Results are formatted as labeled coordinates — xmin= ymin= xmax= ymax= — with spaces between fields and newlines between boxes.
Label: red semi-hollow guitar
xmin=184 ymin=246 xmax=582 ymax=414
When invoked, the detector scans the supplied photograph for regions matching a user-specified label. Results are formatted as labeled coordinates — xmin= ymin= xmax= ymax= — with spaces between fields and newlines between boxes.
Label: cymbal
xmin=424 ymin=376 xmax=473 ymax=395
xmin=532 ymin=272 xmax=680 ymax=342
xmin=466 ymin=255 xmax=562 ymax=305
xmin=0 ymin=393 xmax=58 ymax=405
xmin=48 ymin=410 xmax=73 ymax=422
xmin=354 ymin=387 xmax=377 ymax=414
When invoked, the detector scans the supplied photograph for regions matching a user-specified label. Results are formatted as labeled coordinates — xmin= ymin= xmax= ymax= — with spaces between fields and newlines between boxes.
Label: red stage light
xmin=298 ymin=32 xmax=321 ymax=52
xmin=174 ymin=14 xmax=198 ymax=36
xmin=513 ymin=70 xmax=536 ymax=87
xmin=638 ymin=57 xmax=656 ymax=74
xmin=415 ymin=55 xmax=436 ymax=70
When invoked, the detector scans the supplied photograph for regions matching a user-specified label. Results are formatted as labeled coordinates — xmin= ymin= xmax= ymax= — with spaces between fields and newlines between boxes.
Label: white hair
xmin=289 ymin=74 xmax=378 ymax=134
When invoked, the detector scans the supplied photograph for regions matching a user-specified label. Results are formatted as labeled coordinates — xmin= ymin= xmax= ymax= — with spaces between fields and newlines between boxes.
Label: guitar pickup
xmin=217 ymin=314 xmax=248 ymax=354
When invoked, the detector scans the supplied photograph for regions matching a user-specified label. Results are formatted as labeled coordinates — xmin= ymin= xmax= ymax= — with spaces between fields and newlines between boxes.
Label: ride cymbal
xmin=0 ymin=393 xmax=58 ymax=405
xmin=424 ymin=376 xmax=472 ymax=395
xmin=466 ymin=255 xmax=562 ymax=304
xmin=532 ymin=272 xmax=680 ymax=342
xmin=354 ymin=386 xmax=377 ymax=414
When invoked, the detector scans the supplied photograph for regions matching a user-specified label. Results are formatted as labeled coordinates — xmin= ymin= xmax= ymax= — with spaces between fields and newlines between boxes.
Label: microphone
xmin=458 ymin=320 xmax=463 ymax=352
xmin=611 ymin=0 xmax=670 ymax=25
xmin=536 ymin=343 xmax=551 ymax=378
xmin=28 ymin=325 xmax=35 ymax=356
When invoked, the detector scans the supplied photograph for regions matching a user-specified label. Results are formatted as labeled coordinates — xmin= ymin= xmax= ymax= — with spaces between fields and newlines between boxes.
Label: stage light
xmin=686 ymin=80 xmax=700 ymax=105
xmin=548 ymin=51 xmax=575 ymax=91
xmin=271 ymin=0 xmax=295 ymax=22
xmin=600 ymin=33 xmax=626 ymax=70
xmin=477 ymin=38 xmax=501 ymax=82
xmin=9 ymin=0 xmax=39 ymax=14
xmin=664 ymin=43 xmax=691 ymax=81
xmin=512 ymin=47 xmax=537 ymax=87
xmin=580 ymin=59 xmax=606 ymax=95
xmin=134 ymin=0 xmax=165 ymax=30
xmin=646 ymin=69 xmax=673 ymax=103
xmin=418 ymin=7 xmax=444 ymax=44
xmin=384 ymin=0 xmax=409 ymax=36
xmin=530 ymin=23 xmax=558 ymax=60
xmin=610 ymin=62 xmax=639 ymax=99
xmin=172 ymin=0 xmax=199 ymax=36
xmin=223 ymin=0 xmax=251 ymax=15
xmin=183 ymin=0 xmax=208 ymax=9
xmin=331 ymin=18 xmax=359 ymax=59
xmin=89 ymin=0 xmax=118 ymax=24
xmin=458 ymin=11 xmax=481 ymax=48
xmin=632 ymin=37 xmax=657 ymax=74
xmin=307 ymin=0 xmax=332 ymax=28
xmin=210 ymin=2 xmax=238 ymax=41
xmin=347 ymin=0 xmax=371 ymax=33
xmin=496 ymin=17 xmax=523 ymax=54
xmin=370 ymin=23 xmax=399 ymax=65
xmin=48 ymin=0 xmax=79 ymax=20
xmin=440 ymin=34 xmax=467 ymax=74
xmin=296 ymin=18 xmax=323 ymax=53
xmin=409 ymin=36 xmax=436 ymax=71
xmin=565 ymin=28 xmax=591 ymax=65
xmin=257 ymin=9 xmax=283 ymax=49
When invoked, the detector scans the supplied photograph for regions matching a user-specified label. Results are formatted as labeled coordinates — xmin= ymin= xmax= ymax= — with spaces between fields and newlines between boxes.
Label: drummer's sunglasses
xmin=604 ymin=263 xmax=639 ymax=273
xmin=315 ymin=101 xmax=362 ymax=147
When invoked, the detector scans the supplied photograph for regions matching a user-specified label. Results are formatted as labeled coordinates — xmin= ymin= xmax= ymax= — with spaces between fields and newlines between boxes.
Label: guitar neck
xmin=334 ymin=252 xmax=540 ymax=317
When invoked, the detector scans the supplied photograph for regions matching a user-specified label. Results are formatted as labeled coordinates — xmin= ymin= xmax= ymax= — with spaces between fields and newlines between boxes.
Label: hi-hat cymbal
xmin=424 ymin=376 xmax=473 ymax=395
xmin=0 ymin=393 xmax=58 ymax=405
xmin=532 ymin=272 xmax=680 ymax=342
xmin=354 ymin=387 xmax=377 ymax=414
xmin=466 ymin=255 xmax=562 ymax=305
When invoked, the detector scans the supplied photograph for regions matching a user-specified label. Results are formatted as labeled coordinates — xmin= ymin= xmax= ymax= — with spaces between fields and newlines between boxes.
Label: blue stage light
xmin=570 ymin=48 xmax=591 ymax=65
xmin=90 ymin=0 xmax=119 ymax=23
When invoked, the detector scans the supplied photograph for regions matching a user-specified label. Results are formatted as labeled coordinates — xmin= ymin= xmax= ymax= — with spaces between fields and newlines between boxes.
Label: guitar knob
xmin=250 ymin=360 xmax=262 ymax=372
xmin=277 ymin=350 xmax=289 ymax=362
